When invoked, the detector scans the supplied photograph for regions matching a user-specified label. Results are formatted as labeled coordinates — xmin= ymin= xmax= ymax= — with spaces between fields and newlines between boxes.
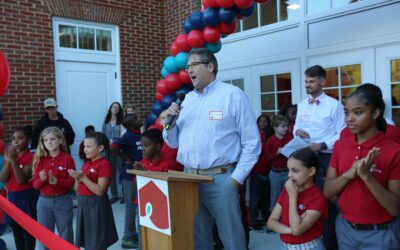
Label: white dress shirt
xmin=293 ymin=92 xmax=346 ymax=152
xmin=163 ymin=79 xmax=261 ymax=184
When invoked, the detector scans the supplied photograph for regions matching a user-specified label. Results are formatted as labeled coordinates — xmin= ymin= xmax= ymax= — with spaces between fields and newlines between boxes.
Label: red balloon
xmin=170 ymin=41 xmax=179 ymax=56
xmin=166 ymin=73 xmax=182 ymax=91
xmin=202 ymin=0 xmax=209 ymax=9
xmin=234 ymin=0 xmax=253 ymax=9
xmin=0 ymin=139 xmax=4 ymax=154
xmin=178 ymin=69 xmax=192 ymax=84
xmin=216 ymin=0 xmax=234 ymax=8
xmin=0 ymin=51 xmax=10 ymax=97
xmin=187 ymin=30 xmax=205 ymax=48
xmin=0 ymin=123 xmax=3 ymax=137
xmin=156 ymin=79 xmax=170 ymax=95
xmin=218 ymin=22 xmax=237 ymax=35
xmin=203 ymin=26 xmax=221 ymax=44
xmin=175 ymin=34 xmax=191 ymax=52
xmin=154 ymin=118 xmax=164 ymax=130
xmin=155 ymin=91 xmax=164 ymax=102
xmin=205 ymin=0 xmax=219 ymax=8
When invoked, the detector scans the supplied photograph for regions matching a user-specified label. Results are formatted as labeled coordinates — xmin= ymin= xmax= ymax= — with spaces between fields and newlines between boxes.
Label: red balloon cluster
xmin=0 ymin=51 xmax=10 ymax=97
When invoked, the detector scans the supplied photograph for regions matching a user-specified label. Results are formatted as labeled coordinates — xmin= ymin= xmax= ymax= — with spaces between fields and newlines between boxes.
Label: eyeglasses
xmin=185 ymin=61 xmax=209 ymax=70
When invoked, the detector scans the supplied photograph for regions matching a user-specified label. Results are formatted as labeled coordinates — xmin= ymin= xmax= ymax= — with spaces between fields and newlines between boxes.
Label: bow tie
xmin=308 ymin=98 xmax=320 ymax=105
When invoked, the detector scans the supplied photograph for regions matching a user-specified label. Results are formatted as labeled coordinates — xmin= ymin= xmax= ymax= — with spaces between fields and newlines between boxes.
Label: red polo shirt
xmin=32 ymin=151 xmax=76 ymax=196
xmin=330 ymin=132 xmax=400 ymax=224
xmin=265 ymin=133 xmax=293 ymax=170
xmin=141 ymin=156 xmax=170 ymax=173
xmin=161 ymin=144 xmax=184 ymax=172
xmin=278 ymin=185 xmax=328 ymax=244
xmin=340 ymin=124 xmax=400 ymax=144
xmin=6 ymin=150 xmax=34 ymax=192
xmin=252 ymin=132 xmax=271 ymax=176
xmin=77 ymin=157 xmax=113 ymax=196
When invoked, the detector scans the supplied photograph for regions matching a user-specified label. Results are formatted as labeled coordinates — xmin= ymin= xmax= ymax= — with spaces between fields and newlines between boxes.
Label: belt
xmin=185 ymin=163 xmax=236 ymax=175
xmin=40 ymin=192 xmax=70 ymax=199
xmin=271 ymin=168 xmax=288 ymax=172
xmin=283 ymin=237 xmax=322 ymax=250
xmin=345 ymin=218 xmax=393 ymax=231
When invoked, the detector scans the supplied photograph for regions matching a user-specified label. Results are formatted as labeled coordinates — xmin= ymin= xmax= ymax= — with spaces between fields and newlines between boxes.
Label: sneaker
xmin=121 ymin=238 xmax=139 ymax=249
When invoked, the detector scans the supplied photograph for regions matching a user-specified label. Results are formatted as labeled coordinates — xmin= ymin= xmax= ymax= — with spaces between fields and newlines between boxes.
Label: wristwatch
xmin=320 ymin=142 xmax=327 ymax=151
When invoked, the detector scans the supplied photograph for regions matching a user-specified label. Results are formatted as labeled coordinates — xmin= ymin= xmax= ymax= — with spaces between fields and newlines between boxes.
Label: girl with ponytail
xmin=324 ymin=84 xmax=400 ymax=249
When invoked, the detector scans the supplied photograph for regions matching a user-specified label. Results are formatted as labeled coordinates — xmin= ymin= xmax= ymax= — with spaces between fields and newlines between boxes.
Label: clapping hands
xmin=344 ymin=147 xmax=380 ymax=181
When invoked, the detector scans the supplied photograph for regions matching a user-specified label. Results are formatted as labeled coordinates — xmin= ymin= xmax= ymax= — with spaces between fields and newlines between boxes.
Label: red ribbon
xmin=0 ymin=195 xmax=78 ymax=250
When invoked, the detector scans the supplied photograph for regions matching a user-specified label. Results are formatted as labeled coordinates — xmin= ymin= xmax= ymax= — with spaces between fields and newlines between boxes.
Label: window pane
xmin=59 ymin=25 xmax=77 ymax=48
xmin=261 ymin=93 xmax=275 ymax=110
xmin=325 ymin=88 xmax=339 ymax=100
xmin=243 ymin=4 xmax=258 ymax=31
xmin=278 ymin=92 xmax=292 ymax=108
xmin=281 ymin=0 xmax=300 ymax=21
xmin=277 ymin=73 xmax=291 ymax=91
xmin=341 ymin=87 xmax=357 ymax=103
xmin=391 ymin=59 xmax=400 ymax=82
xmin=261 ymin=0 xmax=278 ymax=26
xmin=332 ymin=0 xmax=359 ymax=8
xmin=307 ymin=0 xmax=330 ymax=15
xmin=341 ymin=64 xmax=361 ymax=86
xmin=232 ymin=79 xmax=244 ymax=91
xmin=392 ymin=84 xmax=400 ymax=106
xmin=392 ymin=108 xmax=400 ymax=127
xmin=260 ymin=75 xmax=275 ymax=92
xmin=325 ymin=67 xmax=339 ymax=88
xmin=78 ymin=27 xmax=95 ymax=50
xmin=96 ymin=30 xmax=112 ymax=52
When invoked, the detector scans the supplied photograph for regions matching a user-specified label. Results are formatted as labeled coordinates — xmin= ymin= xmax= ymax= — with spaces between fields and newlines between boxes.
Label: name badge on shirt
xmin=209 ymin=111 xmax=223 ymax=121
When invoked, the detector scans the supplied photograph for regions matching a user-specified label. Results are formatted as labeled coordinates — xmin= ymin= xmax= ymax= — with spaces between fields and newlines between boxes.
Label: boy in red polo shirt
xmin=265 ymin=115 xmax=293 ymax=214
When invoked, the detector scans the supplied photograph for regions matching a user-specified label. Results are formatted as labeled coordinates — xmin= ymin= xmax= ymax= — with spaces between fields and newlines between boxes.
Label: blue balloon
xmin=205 ymin=41 xmax=222 ymax=53
xmin=203 ymin=7 xmax=220 ymax=26
xmin=146 ymin=113 xmax=158 ymax=126
xmin=163 ymin=56 xmax=178 ymax=73
xmin=151 ymin=102 xmax=164 ymax=117
xmin=161 ymin=67 xmax=169 ymax=78
xmin=161 ymin=93 xmax=177 ymax=110
xmin=219 ymin=8 xmax=236 ymax=24
xmin=174 ymin=52 xmax=188 ymax=69
xmin=237 ymin=3 xmax=255 ymax=17
xmin=184 ymin=18 xmax=193 ymax=34
xmin=189 ymin=10 xmax=205 ymax=30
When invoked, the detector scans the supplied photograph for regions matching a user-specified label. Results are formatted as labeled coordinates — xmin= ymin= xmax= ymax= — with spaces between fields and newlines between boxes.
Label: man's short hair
xmin=305 ymin=65 xmax=326 ymax=80
xmin=271 ymin=115 xmax=288 ymax=128
xmin=188 ymin=48 xmax=218 ymax=75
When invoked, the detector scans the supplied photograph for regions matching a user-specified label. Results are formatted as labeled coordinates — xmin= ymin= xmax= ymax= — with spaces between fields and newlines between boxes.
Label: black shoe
xmin=120 ymin=198 xmax=125 ymax=204
xmin=109 ymin=197 xmax=119 ymax=204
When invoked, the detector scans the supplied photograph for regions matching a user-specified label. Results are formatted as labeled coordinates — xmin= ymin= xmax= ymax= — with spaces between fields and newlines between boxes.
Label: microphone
xmin=165 ymin=93 xmax=185 ymax=130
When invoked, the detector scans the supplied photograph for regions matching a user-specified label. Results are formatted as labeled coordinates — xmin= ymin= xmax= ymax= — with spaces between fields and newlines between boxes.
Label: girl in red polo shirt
xmin=0 ymin=126 xmax=38 ymax=250
xmin=69 ymin=132 xmax=118 ymax=250
xmin=324 ymin=85 xmax=400 ymax=249
xmin=32 ymin=127 xmax=76 ymax=249
xmin=267 ymin=147 xmax=328 ymax=250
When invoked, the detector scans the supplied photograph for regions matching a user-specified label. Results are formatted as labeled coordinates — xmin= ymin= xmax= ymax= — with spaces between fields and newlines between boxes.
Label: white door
xmin=56 ymin=61 xmax=117 ymax=168
xmin=376 ymin=44 xmax=400 ymax=126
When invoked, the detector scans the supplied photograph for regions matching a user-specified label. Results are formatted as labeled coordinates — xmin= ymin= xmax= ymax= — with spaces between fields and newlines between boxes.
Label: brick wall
xmin=0 ymin=0 xmax=203 ymax=139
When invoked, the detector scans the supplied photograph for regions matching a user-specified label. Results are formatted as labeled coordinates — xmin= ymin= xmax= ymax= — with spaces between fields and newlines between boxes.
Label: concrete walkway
xmin=1 ymin=202 xmax=282 ymax=249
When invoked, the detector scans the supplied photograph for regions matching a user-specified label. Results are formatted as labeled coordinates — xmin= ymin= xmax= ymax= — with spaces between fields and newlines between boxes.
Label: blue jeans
xmin=269 ymin=170 xmax=289 ymax=211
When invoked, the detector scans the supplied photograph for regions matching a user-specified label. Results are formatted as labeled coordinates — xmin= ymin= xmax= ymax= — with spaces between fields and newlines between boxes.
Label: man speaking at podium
xmin=163 ymin=48 xmax=261 ymax=250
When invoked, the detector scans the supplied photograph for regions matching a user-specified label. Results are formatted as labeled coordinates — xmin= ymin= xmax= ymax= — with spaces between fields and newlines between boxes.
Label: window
xmin=260 ymin=73 xmax=292 ymax=117
xmin=323 ymin=64 xmax=361 ymax=103
xmin=391 ymin=59 xmax=400 ymax=126
xmin=307 ymin=0 xmax=361 ymax=15
xmin=58 ymin=24 xmax=112 ymax=52
xmin=226 ymin=79 xmax=244 ymax=91
xmin=238 ymin=0 xmax=300 ymax=32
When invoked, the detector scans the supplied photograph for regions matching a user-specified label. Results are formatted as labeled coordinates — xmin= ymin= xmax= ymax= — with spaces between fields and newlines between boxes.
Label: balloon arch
xmin=147 ymin=0 xmax=270 ymax=127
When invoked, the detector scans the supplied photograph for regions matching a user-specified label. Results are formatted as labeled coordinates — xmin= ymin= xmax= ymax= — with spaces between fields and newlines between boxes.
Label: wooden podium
xmin=127 ymin=169 xmax=213 ymax=250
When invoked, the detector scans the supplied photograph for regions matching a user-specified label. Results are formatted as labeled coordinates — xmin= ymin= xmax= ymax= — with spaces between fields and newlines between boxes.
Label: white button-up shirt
xmin=294 ymin=92 xmax=346 ymax=152
xmin=163 ymin=79 xmax=261 ymax=184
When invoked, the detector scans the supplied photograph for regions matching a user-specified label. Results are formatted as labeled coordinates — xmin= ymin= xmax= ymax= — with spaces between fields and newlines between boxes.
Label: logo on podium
xmin=137 ymin=176 xmax=171 ymax=235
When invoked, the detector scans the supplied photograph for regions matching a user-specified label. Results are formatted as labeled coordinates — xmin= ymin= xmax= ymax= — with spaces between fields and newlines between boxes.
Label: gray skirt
xmin=75 ymin=194 xmax=118 ymax=250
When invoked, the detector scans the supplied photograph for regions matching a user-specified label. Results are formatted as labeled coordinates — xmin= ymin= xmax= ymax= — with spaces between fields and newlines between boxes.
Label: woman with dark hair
xmin=102 ymin=102 xmax=123 ymax=204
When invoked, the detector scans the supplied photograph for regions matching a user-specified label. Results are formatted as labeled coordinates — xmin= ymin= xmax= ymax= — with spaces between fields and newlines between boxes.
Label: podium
xmin=127 ymin=169 xmax=213 ymax=250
